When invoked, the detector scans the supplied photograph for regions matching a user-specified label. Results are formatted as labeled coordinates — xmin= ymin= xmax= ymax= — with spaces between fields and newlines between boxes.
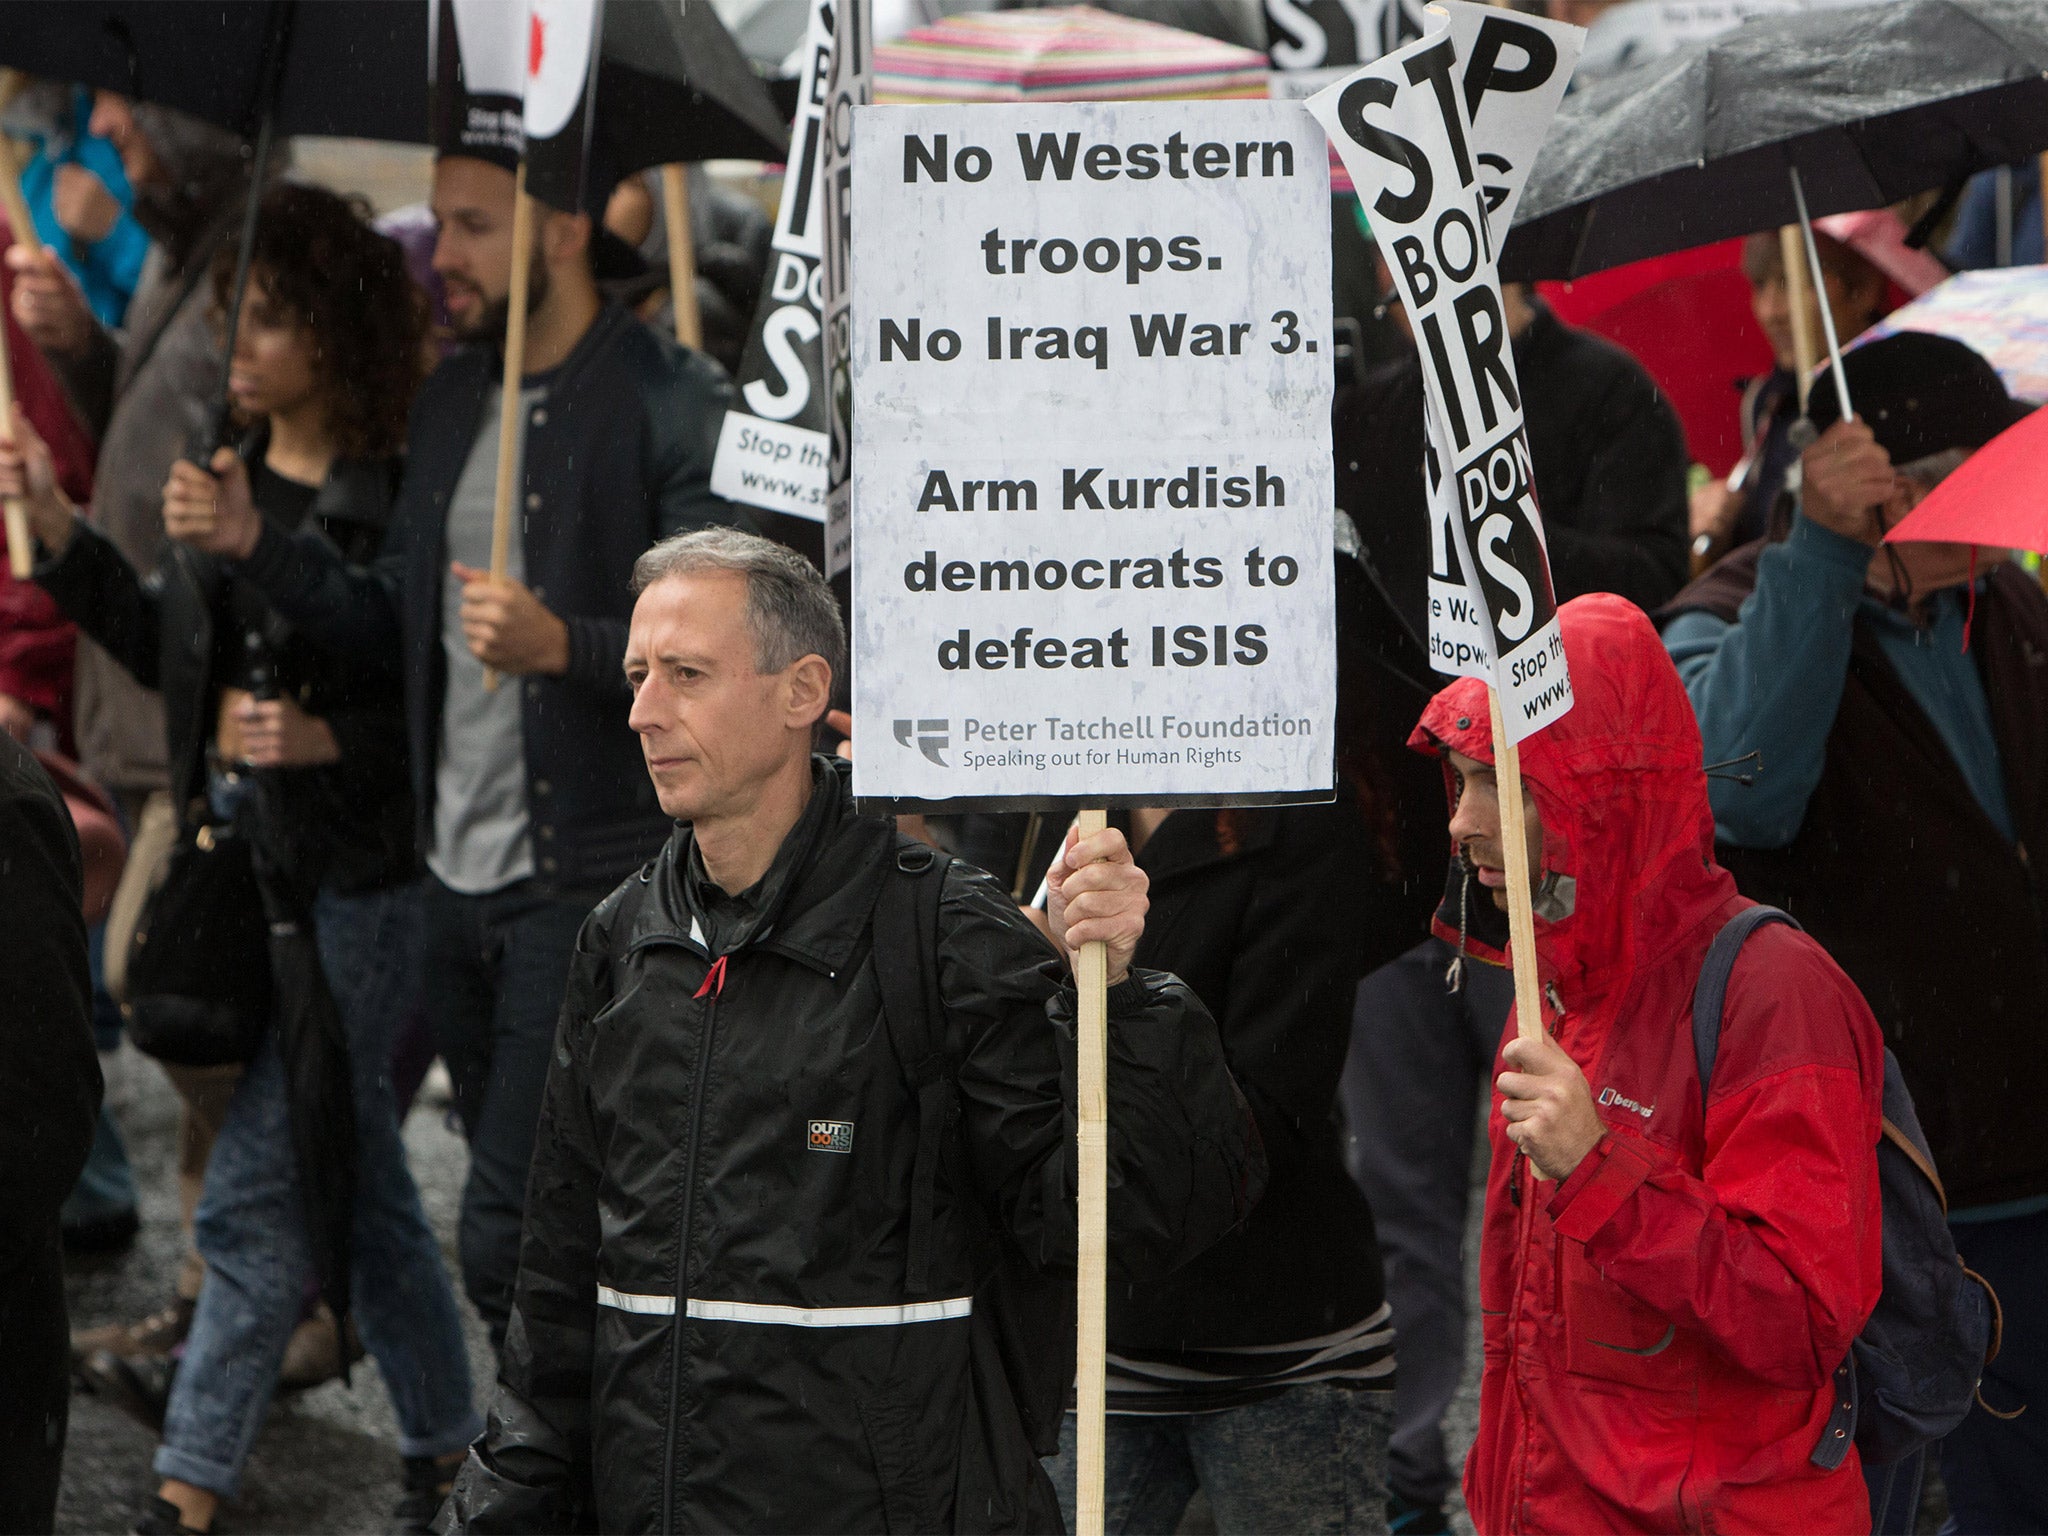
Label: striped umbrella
xmin=873 ymin=6 xmax=1269 ymax=105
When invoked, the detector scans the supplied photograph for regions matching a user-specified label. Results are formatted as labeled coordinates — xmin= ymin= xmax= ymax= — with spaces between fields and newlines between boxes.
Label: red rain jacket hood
xmin=1409 ymin=596 xmax=1885 ymax=1534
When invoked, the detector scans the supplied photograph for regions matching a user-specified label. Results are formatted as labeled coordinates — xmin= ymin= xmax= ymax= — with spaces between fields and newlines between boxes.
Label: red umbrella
xmin=1884 ymin=405 xmax=2048 ymax=552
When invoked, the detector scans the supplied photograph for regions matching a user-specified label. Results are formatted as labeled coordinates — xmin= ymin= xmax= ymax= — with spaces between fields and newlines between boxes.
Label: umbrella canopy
xmin=1883 ymin=403 xmax=2048 ymax=552
xmin=0 ymin=0 xmax=427 ymax=142
xmin=442 ymin=0 xmax=790 ymax=216
xmin=579 ymin=0 xmax=789 ymax=175
xmin=1857 ymin=264 xmax=2048 ymax=403
xmin=873 ymin=6 xmax=1270 ymax=105
xmin=1503 ymin=0 xmax=2048 ymax=280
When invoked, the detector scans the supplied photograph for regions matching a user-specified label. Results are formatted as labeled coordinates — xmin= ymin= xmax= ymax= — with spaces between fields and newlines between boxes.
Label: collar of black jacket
xmin=236 ymin=420 xmax=400 ymax=534
xmin=453 ymin=301 xmax=635 ymax=400
xmin=628 ymin=757 xmax=892 ymax=978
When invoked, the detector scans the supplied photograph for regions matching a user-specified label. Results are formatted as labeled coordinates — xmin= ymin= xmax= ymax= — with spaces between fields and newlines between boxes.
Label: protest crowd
xmin=0 ymin=1 xmax=2042 ymax=1534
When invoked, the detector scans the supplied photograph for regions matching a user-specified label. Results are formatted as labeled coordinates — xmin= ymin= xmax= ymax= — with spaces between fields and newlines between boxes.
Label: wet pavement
xmin=57 ymin=1046 xmax=495 ymax=1535
xmin=58 ymin=1044 xmax=1480 ymax=1535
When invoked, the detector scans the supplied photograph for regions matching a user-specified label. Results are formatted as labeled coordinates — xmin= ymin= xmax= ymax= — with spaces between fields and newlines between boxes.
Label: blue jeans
xmin=1049 ymin=1385 xmax=1395 ymax=1535
xmin=154 ymin=882 xmax=481 ymax=1497
xmin=1939 ymin=1205 xmax=2048 ymax=1535
xmin=420 ymin=876 xmax=593 ymax=1348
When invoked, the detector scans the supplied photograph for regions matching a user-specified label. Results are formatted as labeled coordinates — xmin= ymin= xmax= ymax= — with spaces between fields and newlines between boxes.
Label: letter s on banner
xmin=1305 ymin=1 xmax=1577 ymax=742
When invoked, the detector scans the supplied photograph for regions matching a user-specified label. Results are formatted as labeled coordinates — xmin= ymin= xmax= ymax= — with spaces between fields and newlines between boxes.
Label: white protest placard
xmin=822 ymin=0 xmax=872 ymax=576
xmin=711 ymin=0 xmax=833 ymax=524
xmin=849 ymin=100 xmax=1334 ymax=808
xmin=1307 ymin=6 xmax=1575 ymax=742
xmin=1419 ymin=3 xmax=1579 ymax=694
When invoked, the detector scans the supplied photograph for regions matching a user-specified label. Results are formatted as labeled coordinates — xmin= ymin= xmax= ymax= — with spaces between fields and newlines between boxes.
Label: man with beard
xmin=179 ymin=134 xmax=743 ymax=1350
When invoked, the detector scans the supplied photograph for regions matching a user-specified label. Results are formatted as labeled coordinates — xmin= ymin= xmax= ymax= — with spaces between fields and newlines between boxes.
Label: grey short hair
xmin=632 ymin=526 xmax=846 ymax=684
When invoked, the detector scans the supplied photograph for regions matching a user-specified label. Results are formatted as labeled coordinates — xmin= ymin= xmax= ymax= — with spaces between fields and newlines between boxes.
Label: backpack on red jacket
xmin=1694 ymin=906 xmax=2004 ymax=1468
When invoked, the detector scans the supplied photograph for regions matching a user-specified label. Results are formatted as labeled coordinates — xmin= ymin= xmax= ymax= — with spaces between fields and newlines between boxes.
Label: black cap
xmin=1810 ymin=332 xmax=2032 ymax=463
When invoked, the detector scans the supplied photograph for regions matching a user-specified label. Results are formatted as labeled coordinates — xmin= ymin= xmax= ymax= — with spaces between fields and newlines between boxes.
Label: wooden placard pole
xmin=0 ymin=296 xmax=29 ymax=577
xmin=483 ymin=164 xmax=536 ymax=694
xmin=1072 ymin=804 xmax=1110 ymax=1536
xmin=2039 ymin=153 xmax=2048 ymax=262
xmin=1487 ymin=690 xmax=1544 ymax=1043
xmin=0 ymin=82 xmax=43 ymax=578
xmin=660 ymin=164 xmax=702 ymax=350
xmin=1778 ymin=224 xmax=1819 ymax=415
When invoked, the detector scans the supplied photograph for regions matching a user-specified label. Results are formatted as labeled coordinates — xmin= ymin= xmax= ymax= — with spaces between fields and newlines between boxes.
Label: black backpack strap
xmin=871 ymin=840 xmax=957 ymax=1293
xmin=1692 ymin=905 xmax=1800 ymax=1107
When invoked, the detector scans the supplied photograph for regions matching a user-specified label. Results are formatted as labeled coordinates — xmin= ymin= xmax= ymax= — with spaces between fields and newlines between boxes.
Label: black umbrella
xmin=1502 ymin=0 xmax=2048 ymax=282
xmin=0 ymin=1 xmax=432 ymax=450
xmin=0 ymin=1 xmax=428 ymax=142
xmin=521 ymin=0 xmax=790 ymax=215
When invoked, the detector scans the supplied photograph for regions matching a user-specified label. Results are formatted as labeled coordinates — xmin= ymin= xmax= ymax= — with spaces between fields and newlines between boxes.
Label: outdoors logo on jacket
xmin=1597 ymin=1086 xmax=1655 ymax=1120
xmin=808 ymin=1119 xmax=856 ymax=1154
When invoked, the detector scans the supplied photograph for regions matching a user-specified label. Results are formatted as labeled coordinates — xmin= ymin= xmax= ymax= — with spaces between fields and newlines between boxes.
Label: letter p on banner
xmin=1305 ymin=2 xmax=1577 ymax=743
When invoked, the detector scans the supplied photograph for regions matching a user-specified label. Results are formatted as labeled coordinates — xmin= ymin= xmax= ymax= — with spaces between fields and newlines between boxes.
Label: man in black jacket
xmin=446 ymin=528 xmax=1264 ymax=1533
xmin=0 ymin=734 xmax=100 ymax=1532
xmin=183 ymin=146 xmax=743 ymax=1347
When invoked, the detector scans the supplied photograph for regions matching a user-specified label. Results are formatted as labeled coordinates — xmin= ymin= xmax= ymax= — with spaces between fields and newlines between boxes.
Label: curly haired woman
xmin=1 ymin=182 xmax=479 ymax=1535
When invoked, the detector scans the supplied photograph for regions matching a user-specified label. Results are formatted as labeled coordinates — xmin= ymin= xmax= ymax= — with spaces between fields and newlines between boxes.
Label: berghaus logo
xmin=1597 ymin=1086 xmax=1654 ymax=1120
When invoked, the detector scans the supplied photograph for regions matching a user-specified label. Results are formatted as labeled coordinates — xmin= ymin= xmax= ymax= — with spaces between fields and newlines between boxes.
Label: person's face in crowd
xmin=1445 ymin=747 xmax=1545 ymax=913
xmin=1869 ymin=453 xmax=2007 ymax=598
xmin=430 ymin=155 xmax=550 ymax=344
xmin=624 ymin=570 xmax=832 ymax=824
xmin=605 ymin=175 xmax=655 ymax=250
xmin=88 ymin=92 xmax=163 ymax=191
xmin=1545 ymin=0 xmax=1626 ymax=24
xmin=223 ymin=270 xmax=323 ymax=424
xmin=1742 ymin=232 xmax=1887 ymax=375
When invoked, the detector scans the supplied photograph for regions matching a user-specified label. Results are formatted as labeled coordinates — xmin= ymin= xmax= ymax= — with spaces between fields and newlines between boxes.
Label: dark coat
xmin=0 ymin=735 xmax=99 ymax=1533
xmin=1334 ymin=296 xmax=1691 ymax=646
xmin=448 ymin=761 xmax=1265 ymax=1533
xmin=35 ymin=439 xmax=413 ymax=895
xmin=1110 ymin=795 xmax=1385 ymax=1350
xmin=235 ymin=306 xmax=744 ymax=894
xmin=1663 ymin=549 xmax=2048 ymax=1209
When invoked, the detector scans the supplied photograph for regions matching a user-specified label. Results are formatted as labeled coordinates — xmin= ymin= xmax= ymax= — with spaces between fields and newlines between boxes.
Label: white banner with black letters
xmin=710 ymin=0 xmax=832 ymax=524
xmin=1307 ymin=5 xmax=1577 ymax=741
xmin=821 ymin=0 xmax=872 ymax=576
xmin=850 ymin=101 xmax=1334 ymax=808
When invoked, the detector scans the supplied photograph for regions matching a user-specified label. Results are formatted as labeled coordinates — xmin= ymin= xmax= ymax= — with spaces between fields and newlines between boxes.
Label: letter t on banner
xmin=1308 ymin=3 xmax=1581 ymax=1041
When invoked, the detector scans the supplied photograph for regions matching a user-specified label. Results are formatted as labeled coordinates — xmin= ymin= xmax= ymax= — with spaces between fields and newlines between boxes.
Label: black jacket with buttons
xmin=234 ymin=306 xmax=744 ymax=893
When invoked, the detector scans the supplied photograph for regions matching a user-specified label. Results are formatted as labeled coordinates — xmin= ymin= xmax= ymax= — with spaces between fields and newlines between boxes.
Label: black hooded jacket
xmin=448 ymin=760 xmax=1265 ymax=1533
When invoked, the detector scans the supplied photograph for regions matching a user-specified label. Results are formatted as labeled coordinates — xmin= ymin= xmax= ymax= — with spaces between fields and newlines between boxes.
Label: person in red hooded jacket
xmin=1408 ymin=594 xmax=1886 ymax=1533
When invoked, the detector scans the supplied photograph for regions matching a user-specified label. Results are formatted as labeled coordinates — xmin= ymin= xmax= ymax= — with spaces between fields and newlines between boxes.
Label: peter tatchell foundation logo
xmin=808 ymin=1119 xmax=856 ymax=1154
xmin=894 ymin=719 xmax=949 ymax=766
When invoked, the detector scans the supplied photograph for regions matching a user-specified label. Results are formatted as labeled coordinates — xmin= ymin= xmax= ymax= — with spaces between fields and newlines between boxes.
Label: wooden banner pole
xmin=1777 ymin=225 xmax=1819 ymax=416
xmin=1488 ymin=689 xmax=1544 ymax=1044
xmin=0 ymin=295 xmax=29 ymax=577
xmin=1073 ymin=804 xmax=1110 ymax=1536
xmin=0 ymin=77 xmax=42 ymax=578
xmin=483 ymin=164 xmax=535 ymax=694
xmin=660 ymin=164 xmax=702 ymax=350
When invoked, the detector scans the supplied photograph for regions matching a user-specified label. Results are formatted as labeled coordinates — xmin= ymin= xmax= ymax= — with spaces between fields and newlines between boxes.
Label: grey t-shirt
xmin=427 ymin=383 xmax=543 ymax=895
